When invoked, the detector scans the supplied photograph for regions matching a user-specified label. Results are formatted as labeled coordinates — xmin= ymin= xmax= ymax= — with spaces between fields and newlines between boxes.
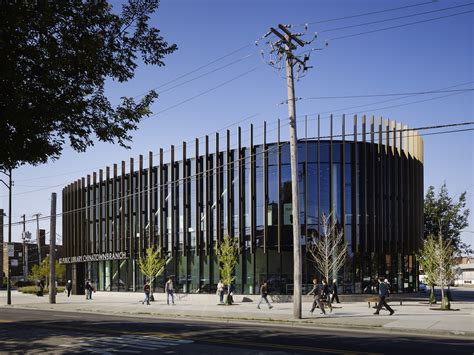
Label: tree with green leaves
xmin=0 ymin=0 xmax=177 ymax=171
xmin=417 ymin=237 xmax=438 ymax=305
xmin=138 ymin=246 xmax=167 ymax=300
xmin=215 ymin=235 xmax=239 ymax=305
xmin=29 ymin=255 xmax=65 ymax=286
xmin=418 ymin=233 xmax=456 ymax=310
xmin=424 ymin=183 xmax=470 ymax=256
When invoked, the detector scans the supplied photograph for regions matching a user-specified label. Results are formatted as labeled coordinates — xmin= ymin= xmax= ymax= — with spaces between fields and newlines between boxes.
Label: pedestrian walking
xmin=228 ymin=283 xmax=235 ymax=305
xmin=257 ymin=280 xmax=273 ymax=309
xmin=66 ymin=280 xmax=72 ymax=297
xmin=374 ymin=278 xmax=395 ymax=315
xmin=384 ymin=278 xmax=391 ymax=298
xmin=308 ymin=278 xmax=327 ymax=315
xmin=322 ymin=278 xmax=333 ymax=312
xmin=85 ymin=280 xmax=93 ymax=300
xmin=331 ymin=278 xmax=340 ymax=304
xmin=165 ymin=277 xmax=175 ymax=305
xmin=217 ymin=280 xmax=225 ymax=304
xmin=143 ymin=282 xmax=151 ymax=305
xmin=37 ymin=279 xmax=45 ymax=297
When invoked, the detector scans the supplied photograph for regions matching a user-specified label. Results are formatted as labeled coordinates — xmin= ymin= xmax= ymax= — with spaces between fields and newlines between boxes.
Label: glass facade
xmin=63 ymin=119 xmax=424 ymax=295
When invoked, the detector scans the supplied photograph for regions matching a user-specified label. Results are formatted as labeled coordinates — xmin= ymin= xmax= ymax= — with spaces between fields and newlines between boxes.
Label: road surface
xmin=0 ymin=308 xmax=472 ymax=354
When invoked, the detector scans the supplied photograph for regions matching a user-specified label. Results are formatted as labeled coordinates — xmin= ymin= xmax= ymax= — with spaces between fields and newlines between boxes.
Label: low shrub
xmin=19 ymin=286 xmax=65 ymax=294
xmin=14 ymin=280 xmax=35 ymax=288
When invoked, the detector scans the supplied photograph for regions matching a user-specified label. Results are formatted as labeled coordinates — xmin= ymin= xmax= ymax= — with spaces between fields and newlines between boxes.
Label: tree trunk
xmin=440 ymin=283 xmax=450 ymax=310
xmin=447 ymin=285 xmax=453 ymax=301
xmin=150 ymin=277 xmax=155 ymax=301
xmin=429 ymin=284 xmax=436 ymax=304
xmin=225 ymin=291 xmax=233 ymax=305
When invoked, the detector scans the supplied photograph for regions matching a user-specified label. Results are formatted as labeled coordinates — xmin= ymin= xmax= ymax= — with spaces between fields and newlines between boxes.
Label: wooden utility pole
xmin=33 ymin=213 xmax=42 ymax=263
xmin=49 ymin=193 xmax=57 ymax=304
xmin=21 ymin=214 xmax=27 ymax=281
xmin=268 ymin=25 xmax=310 ymax=319
xmin=7 ymin=170 xmax=12 ymax=305
xmin=0 ymin=209 xmax=3 ymax=292
xmin=0 ymin=169 xmax=14 ymax=305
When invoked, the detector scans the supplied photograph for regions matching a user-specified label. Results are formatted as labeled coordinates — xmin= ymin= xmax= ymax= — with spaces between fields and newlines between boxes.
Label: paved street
xmin=1 ymin=308 xmax=473 ymax=354
xmin=1 ymin=287 xmax=473 ymax=353
xmin=2 ymin=287 xmax=473 ymax=339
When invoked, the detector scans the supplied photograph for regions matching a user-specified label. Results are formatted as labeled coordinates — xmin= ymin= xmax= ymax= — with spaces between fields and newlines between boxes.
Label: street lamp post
xmin=0 ymin=168 xmax=13 ymax=305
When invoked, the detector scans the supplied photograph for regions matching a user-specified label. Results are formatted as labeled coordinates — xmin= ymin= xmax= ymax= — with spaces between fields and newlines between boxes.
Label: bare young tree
xmin=307 ymin=213 xmax=348 ymax=284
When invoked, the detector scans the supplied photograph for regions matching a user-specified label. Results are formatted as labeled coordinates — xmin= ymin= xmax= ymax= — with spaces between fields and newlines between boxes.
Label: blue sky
xmin=2 ymin=0 xmax=473 ymax=250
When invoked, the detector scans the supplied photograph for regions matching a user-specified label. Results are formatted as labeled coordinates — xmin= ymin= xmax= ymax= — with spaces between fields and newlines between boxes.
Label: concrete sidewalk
xmin=1 ymin=290 xmax=473 ymax=340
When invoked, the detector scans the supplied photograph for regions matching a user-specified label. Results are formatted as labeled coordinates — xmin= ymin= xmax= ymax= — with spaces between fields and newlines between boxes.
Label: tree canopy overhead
xmin=424 ymin=183 xmax=471 ymax=256
xmin=0 ymin=0 xmax=177 ymax=170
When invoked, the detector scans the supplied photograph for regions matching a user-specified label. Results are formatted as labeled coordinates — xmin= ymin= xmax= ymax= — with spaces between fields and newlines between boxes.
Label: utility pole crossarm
xmin=270 ymin=28 xmax=296 ymax=50
xmin=278 ymin=24 xmax=306 ymax=47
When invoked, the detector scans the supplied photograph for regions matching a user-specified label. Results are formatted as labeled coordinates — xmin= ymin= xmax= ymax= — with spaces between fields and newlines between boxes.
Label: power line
xmin=297 ymin=88 xmax=473 ymax=101
xmin=319 ymin=3 xmax=474 ymax=34
xmin=16 ymin=81 xmax=471 ymax=187
xmin=4 ymin=6 xmax=471 ymax=201
xmin=130 ymin=2 xmax=439 ymax=101
xmin=420 ymin=127 xmax=474 ymax=136
xmin=132 ymin=43 xmax=254 ymax=99
xmin=150 ymin=67 xmax=260 ymax=117
xmin=12 ymin=111 xmax=263 ymax=184
xmin=23 ymin=124 xmax=474 ymax=225
xmin=128 ymin=2 xmax=441 ymax=101
xmin=1 ymin=183 xmax=65 ymax=197
xmin=158 ymin=54 xmax=255 ymax=95
xmin=3 ymin=118 xmax=283 ymax=198
xmin=299 ymin=84 xmax=473 ymax=119
xmin=2 ymin=120 xmax=473 ymax=227
xmin=301 ymin=0 xmax=438 ymax=26
xmin=137 ymin=4 xmax=473 ymax=104
xmin=329 ymin=9 xmax=474 ymax=41
xmin=341 ymin=91 xmax=473 ymax=116
xmin=11 ymin=81 xmax=472 ymax=186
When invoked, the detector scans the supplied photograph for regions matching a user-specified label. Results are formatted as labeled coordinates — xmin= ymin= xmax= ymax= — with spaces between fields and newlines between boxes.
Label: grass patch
xmin=18 ymin=286 xmax=65 ymax=294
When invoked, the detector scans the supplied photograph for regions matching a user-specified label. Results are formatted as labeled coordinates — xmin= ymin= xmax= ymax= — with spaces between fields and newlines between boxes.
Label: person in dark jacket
xmin=66 ymin=280 xmax=72 ymax=297
xmin=322 ymin=278 xmax=333 ymax=313
xmin=228 ymin=283 xmax=235 ymax=305
xmin=331 ymin=279 xmax=340 ymax=304
xmin=37 ymin=279 xmax=45 ymax=297
xmin=85 ymin=280 xmax=93 ymax=300
xmin=143 ymin=282 xmax=151 ymax=305
xmin=374 ymin=277 xmax=395 ymax=315
xmin=257 ymin=280 xmax=273 ymax=309
xmin=308 ymin=278 xmax=326 ymax=315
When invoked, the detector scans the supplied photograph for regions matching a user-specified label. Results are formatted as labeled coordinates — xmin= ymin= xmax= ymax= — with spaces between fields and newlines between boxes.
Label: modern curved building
xmin=62 ymin=116 xmax=424 ymax=295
